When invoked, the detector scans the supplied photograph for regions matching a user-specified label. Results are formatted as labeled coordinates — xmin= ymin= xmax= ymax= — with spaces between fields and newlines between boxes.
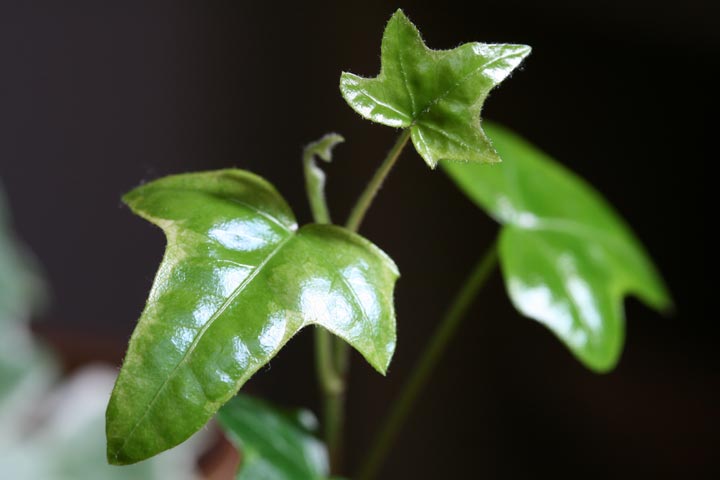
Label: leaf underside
xmin=442 ymin=123 xmax=671 ymax=371
xmin=340 ymin=9 xmax=530 ymax=168
xmin=106 ymin=170 xmax=398 ymax=464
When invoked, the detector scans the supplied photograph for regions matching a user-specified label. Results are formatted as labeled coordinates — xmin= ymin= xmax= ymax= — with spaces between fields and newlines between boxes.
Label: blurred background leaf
xmin=0 ymin=184 xmax=46 ymax=325
xmin=0 ymin=366 xmax=203 ymax=480
xmin=442 ymin=123 xmax=671 ymax=372
xmin=0 ymin=183 xmax=207 ymax=479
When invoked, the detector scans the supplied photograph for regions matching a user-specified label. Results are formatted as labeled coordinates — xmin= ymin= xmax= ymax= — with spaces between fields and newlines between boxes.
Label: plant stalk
xmin=305 ymin=129 xmax=412 ymax=474
xmin=303 ymin=140 xmax=347 ymax=471
xmin=345 ymin=129 xmax=411 ymax=232
xmin=357 ymin=240 xmax=499 ymax=480
xmin=324 ymin=128 xmax=412 ymax=472
xmin=321 ymin=336 xmax=347 ymax=474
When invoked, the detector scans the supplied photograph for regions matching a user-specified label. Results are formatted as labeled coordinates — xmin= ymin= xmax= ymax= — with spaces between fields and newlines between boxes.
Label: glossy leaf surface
xmin=218 ymin=395 xmax=330 ymax=480
xmin=107 ymin=170 xmax=398 ymax=465
xmin=442 ymin=123 xmax=671 ymax=371
xmin=340 ymin=9 xmax=530 ymax=168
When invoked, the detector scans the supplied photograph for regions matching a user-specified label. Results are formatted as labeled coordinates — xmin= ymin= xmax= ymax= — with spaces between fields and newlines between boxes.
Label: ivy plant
xmin=106 ymin=9 xmax=671 ymax=479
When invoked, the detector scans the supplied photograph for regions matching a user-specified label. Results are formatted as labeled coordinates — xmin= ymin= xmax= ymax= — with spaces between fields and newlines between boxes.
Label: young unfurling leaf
xmin=303 ymin=133 xmax=345 ymax=224
xmin=106 ymin=170 xmax=398 ymax=465
xmin=340 ymin=10 xmax=530 ymax=168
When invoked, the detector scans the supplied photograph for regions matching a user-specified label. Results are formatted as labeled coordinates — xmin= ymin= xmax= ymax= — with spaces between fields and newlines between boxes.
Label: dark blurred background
xmin=0 ymin=1 xmax=714 ymax=478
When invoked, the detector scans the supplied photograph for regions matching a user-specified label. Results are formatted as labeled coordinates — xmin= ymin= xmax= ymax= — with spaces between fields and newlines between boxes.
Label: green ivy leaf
xmin=340 ymin=9 xmax=530 ymax=168
xmin=442 ymin=123 xmax=671 ymax=372
xmin=106 ymin=170 xmax=398 ymax=465
xmin=217 ymin=395 xmax=330 ymax=480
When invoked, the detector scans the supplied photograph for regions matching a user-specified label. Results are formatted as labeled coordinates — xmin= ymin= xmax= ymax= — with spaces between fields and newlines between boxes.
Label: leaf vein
xmin=353 ymin=89 xmax=412 ymax=122
xmin=234 ymin=199 xmax=294 ymax=233
xmin=115 ymin=234 xmax=294 ymax=458
xmin=414 ymin=49 xmax=518 ymax=122
xmin=416 ymin=121 xmax=474 ymax=152
xmin=332 ymin=268 xmax=372 ymax=330
xmin=397 ymin=46 xmax=417 ymax=115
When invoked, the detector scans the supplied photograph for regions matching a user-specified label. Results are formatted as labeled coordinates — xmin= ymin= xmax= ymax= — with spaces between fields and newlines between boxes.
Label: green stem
xmin=314 ymin=328 xmax=344 ymax=398
xmin=304 ymin=129 xmax=412 ymax=474
xmin=321 ymin=129 xmax=412 ymax=472
xmin=357 ymin=240 xmax=499 ymax=480
xmin=317 ymin=327 xmax=346 ymax=473
xmin=345 ymin=129 xmax=411 ymax=232
xmin=303 ymin=138 xmax=347 ymax=472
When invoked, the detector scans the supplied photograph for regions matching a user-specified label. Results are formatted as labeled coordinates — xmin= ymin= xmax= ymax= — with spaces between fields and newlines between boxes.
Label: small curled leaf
xmin=303 ymin=133 xmax=345 ymax=224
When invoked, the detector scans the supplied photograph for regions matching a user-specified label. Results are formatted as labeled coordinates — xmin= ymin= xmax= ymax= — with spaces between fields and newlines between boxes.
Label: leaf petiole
xmin=345 ymin=129 xmax=411 ymax=233
xmin=315 ymin=128 xmax=413 ymax=472
xmin=302 ymin=128 xmax=413 ymax=473
xmin=302 ymin=134 xmax=351 ymax=473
